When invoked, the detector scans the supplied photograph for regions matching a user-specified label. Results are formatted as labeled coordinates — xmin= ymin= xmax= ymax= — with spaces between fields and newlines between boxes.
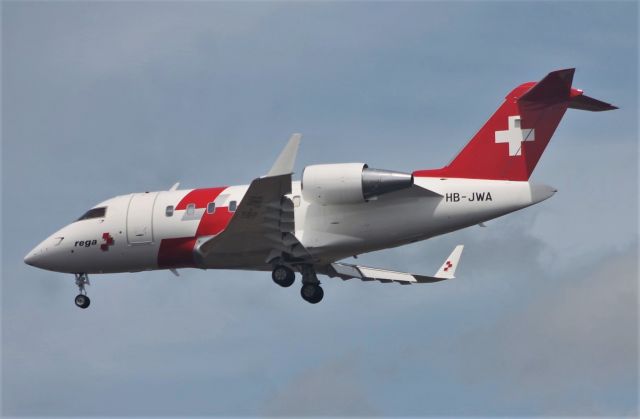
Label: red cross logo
xmin=100 ymin=233 xmax=114 ymax=251
xmin=443 ymin=261 xmax=453 ymax=272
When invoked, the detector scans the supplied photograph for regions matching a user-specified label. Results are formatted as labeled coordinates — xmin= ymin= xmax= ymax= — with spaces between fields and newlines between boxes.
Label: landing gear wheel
xmin=74 ymin=273 xmax=91 ymax=309
xmin=300 ymin=284 xmax=324 ymax=304
xmin=74 ymin=294 xmax=90 ymax=309
xmin=272 ymin=265 xmax=295 ymax=288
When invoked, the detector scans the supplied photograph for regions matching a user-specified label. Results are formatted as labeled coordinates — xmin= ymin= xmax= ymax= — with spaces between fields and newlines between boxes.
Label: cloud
xmin=262 ymin=354 xmax=380 ymax=416
xmin=321 ymin=218 xmax=638 ymax=416
xmin=420 ymin=246 xmax=639 ymax=416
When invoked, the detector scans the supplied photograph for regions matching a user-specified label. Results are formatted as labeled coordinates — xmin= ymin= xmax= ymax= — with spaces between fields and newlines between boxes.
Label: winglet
xmin=434 ymin=245 xmax=464 ymax=279
xmin=266 ymin=133 xmax=302 ymax=177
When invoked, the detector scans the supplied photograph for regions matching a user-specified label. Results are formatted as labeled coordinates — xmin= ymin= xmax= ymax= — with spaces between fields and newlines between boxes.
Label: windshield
xmin=77 ymin=207 xmax=107 ymax=221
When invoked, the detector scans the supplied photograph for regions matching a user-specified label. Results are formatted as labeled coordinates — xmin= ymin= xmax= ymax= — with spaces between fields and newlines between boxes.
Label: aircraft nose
xmin=24 ymin=235 xmax=66 ymax=271
xmin=24 ymin=244 xmax=46 ymax=268
xmin=24 ymin=251 xmax=34 ymax=266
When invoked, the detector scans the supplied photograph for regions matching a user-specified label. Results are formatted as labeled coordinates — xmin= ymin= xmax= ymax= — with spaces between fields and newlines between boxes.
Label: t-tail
xmin=414 ymin=68 xmax=617 ymax=181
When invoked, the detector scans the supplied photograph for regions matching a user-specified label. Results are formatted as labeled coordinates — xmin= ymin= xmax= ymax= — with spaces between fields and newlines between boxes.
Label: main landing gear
xmin=270 ymin=264 xmax=324 ymax=304
xmin=300 ymin=283 xmax=324 ymax=304
xmin=271 ymin=265 xmax=295 ymax=288
xmin=74 ymin=273 xmax=90 ymax=309
xmin=300 ymin=265 xmax=323 ymax=304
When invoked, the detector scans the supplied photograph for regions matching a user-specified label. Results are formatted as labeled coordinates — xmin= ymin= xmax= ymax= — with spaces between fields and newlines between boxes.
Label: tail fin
xmin=414 ymin=69 xmax=616 ymax=181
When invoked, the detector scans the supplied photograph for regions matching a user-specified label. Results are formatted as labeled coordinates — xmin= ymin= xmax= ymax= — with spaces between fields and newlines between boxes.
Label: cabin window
xmin=207 ymin=202 xmax=216 ymax=214
xmin=229 ymin=200 xmax=237 ymax=212
xmin=186 ymin=203 xmax=196 ymax=216
xmin=165 ymin=205 xmax=174 ymax=217
xmin=77 ymin=207 xmax=107 ymax=221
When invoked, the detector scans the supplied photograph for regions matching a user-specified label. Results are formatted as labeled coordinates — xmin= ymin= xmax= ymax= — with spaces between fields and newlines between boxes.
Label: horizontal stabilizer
xmin=519 ymin=68 xmax=617 ymax=111
xmin=519 ymin=68 xmax=574 ymax=104
xmin=568 ymin=94 xmax=618 ymax=111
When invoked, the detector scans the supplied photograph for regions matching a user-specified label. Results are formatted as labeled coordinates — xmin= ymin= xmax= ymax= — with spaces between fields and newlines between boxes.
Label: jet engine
xmin=301 ymin=163 xmax=413 ymax=205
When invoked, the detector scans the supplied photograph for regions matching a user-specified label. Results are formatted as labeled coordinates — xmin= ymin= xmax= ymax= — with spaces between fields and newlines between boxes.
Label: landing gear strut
xmin=272 ymin=265 xmax=295 ymax=287
xmin=300 ymin=265 xmax=323 ymax=304
xmin=74 ymin=273 xmax=91 ymax=309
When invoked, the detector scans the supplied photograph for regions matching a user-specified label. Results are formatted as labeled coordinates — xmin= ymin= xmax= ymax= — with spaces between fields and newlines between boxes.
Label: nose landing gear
xmin=74 ymin=294 xmax=90 ymax=309
xmin=74 ymin=273 xmax=91 ymax=309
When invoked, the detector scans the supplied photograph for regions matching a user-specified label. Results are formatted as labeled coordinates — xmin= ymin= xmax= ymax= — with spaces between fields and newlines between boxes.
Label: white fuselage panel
xmin=24 ymin=178 xmax=554 ymax=274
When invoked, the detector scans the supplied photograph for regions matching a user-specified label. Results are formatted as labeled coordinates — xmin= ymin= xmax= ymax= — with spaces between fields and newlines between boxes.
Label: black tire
xmin=300 ymin=284 xmax=324 ymax=304
xmin=272 ymin=266 xmax=295 ymax=288
xmin=74 ymin=294 xmax=90 ymax=309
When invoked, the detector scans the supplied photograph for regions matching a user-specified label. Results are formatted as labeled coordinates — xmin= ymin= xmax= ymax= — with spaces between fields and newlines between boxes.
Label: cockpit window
xmin=77 ymin=207 xmax=106 ymax=221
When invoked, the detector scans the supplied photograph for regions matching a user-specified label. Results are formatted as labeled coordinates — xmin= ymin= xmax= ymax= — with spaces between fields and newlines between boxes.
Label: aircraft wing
xmin=195 ymin=134 xmax=311 ymax=267
xmin=324 ymin=245 xmax=464 ymax=284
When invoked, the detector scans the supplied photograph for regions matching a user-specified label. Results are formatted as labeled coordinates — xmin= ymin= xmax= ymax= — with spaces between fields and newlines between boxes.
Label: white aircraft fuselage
xmin=24 ymin=179 xmax=555 ymax=274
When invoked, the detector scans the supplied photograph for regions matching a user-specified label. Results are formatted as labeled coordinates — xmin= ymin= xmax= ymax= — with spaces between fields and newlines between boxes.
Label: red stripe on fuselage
xmin=158 ymin=186 xmax=234 ymax=269
xmin=196 ymin=208 xmax=234 ymax=237
xmin=175 ymin=187 xmax=226 ymax=210
xmin=158 ymin=237 xmax=198 ymax=268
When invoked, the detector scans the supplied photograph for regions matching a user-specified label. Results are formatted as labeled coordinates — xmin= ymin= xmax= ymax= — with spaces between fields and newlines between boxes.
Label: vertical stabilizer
xmin=414 ymin=69 xmax=616 ymax=181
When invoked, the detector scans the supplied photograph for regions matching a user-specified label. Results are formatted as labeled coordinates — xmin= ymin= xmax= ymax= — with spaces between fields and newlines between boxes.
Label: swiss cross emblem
xmin=100 ymin=233 xmax=114 ymax=251
xmin=443 ymin=261 xmax=453 ymax=272
xmin=495 ymin=115 xmax=535 ymax=156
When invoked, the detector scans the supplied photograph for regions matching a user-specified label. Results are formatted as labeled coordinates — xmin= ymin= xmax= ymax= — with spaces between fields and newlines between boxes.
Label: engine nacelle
xmin=301 ymin=163 xmax=413 ymax=205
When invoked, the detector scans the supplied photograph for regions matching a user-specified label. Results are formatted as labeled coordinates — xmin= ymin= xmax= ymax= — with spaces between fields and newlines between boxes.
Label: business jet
xmin=24 ymin=69 xmax=615 ymax=308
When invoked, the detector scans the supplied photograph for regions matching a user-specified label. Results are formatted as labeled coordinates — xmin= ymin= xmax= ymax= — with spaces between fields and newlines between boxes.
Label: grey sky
xmin=2 ymin=1 xmax=638 ymax=417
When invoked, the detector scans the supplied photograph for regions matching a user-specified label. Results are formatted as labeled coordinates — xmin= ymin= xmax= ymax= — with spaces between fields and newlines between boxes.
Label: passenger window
xmin=165 ymin=205 xmax=174 ymax=217
xmin=229 ymin=201 xmax=237 ymax=212
xmin=207 ymin=202 xmax=216 ymax=214
xmin=77 ymin=207 xmax=107 ymax=221
xmin=186 ymin=203 xmax=195 ymax=216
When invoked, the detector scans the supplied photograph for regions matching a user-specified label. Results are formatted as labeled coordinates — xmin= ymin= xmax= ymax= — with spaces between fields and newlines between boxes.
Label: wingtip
xmin=266 ymin=133 xmax=303 ymax=177
xmin=433 ymin=244 xmax=464 ymax=279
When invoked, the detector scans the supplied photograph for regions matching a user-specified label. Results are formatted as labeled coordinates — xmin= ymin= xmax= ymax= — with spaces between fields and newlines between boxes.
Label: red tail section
xmin=414 ymin=69 xmax=616 ymax=181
